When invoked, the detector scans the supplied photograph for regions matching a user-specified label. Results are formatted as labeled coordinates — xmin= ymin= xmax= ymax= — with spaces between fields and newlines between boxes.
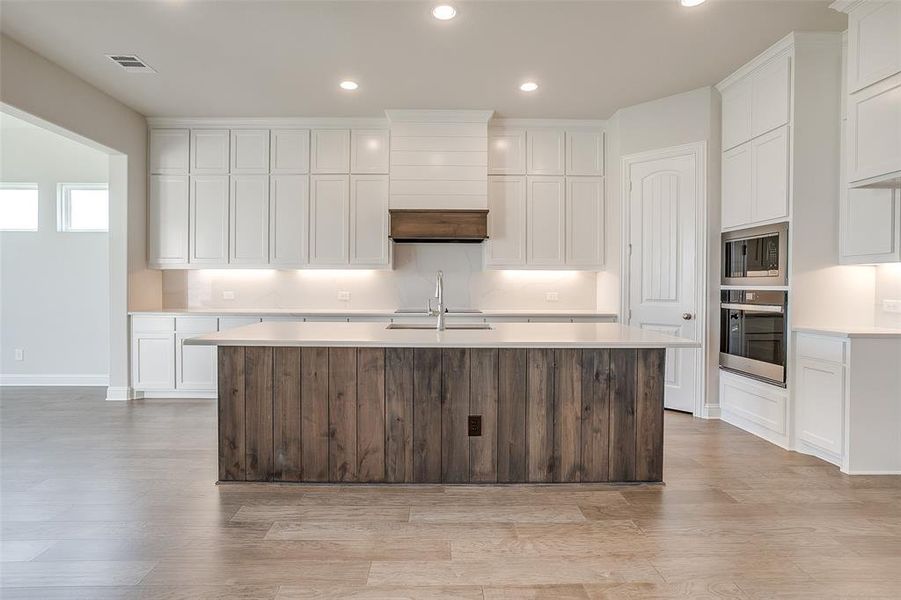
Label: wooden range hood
xmin=389 ymin=209 xmax=488 ymax=243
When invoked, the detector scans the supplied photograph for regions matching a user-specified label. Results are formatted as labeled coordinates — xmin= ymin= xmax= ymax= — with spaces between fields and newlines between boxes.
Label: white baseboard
xmin=841 ymin=468 xmax=901 ymax=476
xmin=0 ymin=374 xmax=109 ymax=386
xmin=106 ymin=386 xmax=141 ymax=401
xmin=139 ymin=390 xmax=217 ymax=400
xmin=700 ymin=404 xmax=721 ymax=419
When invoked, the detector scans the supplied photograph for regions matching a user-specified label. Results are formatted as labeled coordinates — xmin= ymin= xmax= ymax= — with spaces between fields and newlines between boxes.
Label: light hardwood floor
xmin=2 ymin=387 xmax=901 ymax=599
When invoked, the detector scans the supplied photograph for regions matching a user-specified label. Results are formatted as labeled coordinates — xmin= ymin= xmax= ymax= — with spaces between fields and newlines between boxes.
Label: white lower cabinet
xmin=349 ymin=175 xmax=390 ymax=267
xmin=719 ymin=369 xmax=789 ymax=448
xmin=131 ymin=317 xmax=176 ymax=391
xmin=175 ymin=317 xmax=219 ymax=391
xmin=796 ymin=357 xmax=844 ymax=460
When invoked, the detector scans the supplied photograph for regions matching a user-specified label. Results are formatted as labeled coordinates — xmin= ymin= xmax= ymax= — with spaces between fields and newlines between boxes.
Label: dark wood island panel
xmin=217 ymin=346 xmax=666 ymax=484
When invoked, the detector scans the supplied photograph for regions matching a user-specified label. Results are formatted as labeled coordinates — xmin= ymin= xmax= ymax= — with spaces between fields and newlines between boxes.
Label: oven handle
xmin=721 ymin=303 xmax=784 ymax=313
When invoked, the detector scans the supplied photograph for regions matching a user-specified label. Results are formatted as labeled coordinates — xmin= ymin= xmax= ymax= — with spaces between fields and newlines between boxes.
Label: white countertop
xmin=184 ymin=321 xmax=698 ymax=349
xmin=129 ymin=308 xmax=618 ymax=319
xmin=793 ymin=325 xmax=901 ymax=338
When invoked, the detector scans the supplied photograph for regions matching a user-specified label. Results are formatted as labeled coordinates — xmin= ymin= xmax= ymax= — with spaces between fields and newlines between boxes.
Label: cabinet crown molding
xmin=490 ymin=118 xmax=607 ymax=129
xmin=385 ymin=109 xmax=494 ymax=123
xmin=829 ymin=0 xmax=865 ymax=14
xmin=146 ymin=117 xmax=389 ymax=130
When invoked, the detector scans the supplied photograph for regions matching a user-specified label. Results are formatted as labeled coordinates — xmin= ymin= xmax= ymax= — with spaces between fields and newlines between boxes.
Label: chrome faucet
xmin=428 ymin=271 xmax=446 ymax=331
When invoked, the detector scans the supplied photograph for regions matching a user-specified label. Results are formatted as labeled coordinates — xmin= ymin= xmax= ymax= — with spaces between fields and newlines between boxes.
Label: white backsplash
xmin=875 ymin=263 xmax=901 ymax=328
xmin=162 ymin=244 xmax=602 ymax=311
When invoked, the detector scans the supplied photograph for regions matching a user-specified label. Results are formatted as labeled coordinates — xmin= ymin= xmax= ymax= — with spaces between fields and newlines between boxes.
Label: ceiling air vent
xmin=106 ymin=54 xmax=156 ymax=73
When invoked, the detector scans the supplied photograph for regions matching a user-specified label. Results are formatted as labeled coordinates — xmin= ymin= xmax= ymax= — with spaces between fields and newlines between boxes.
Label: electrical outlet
xmin=337 ymin=291 xmax=351 ymax=302
xmin=545 ymin=292 xmax=559 ymax=302
xmin=222 ymin=291 xmax=235 ymax=300
xmin=883 ymin=299 xmax=901 ymax=313
xmin=14 ymin=349 xmax=24 ymax=361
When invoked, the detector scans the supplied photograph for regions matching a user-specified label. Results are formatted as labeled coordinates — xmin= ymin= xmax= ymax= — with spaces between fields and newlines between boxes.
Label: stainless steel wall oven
xmin=720 ymin=289 xmax=787 ymax=386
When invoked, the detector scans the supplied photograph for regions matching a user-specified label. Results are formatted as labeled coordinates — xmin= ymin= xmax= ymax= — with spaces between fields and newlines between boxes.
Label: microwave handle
xmin=721 ymin=303 xmax=784 ymax=313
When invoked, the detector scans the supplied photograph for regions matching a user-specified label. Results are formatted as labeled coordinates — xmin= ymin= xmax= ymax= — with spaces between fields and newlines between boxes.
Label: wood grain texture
xmin=636 ymin=348 xmax=665 ymax=482
xmin=273 ymin=347 xmax=302 ymax=481
xmin=218 ymin=346 xmax=246 ymax=481
xmin=389 ymin=209 xmax=488 ymax=241
xmin=470 ymin=348 xmax=499 ymax=483
xmin=413 ymin=348 xmax=442 ymax=483
xmin=328 ymin=347 xmax=358 ymax=482
xmin=609 ymin=349 xmax=637 ymax=482
xmin=244 ymin=346 xmax=273 ymax=482
xmin=301 ymin=347 xmax=329 ymax=482
xmin=527 ymin=349 xmax=555 ymax=483
xmin=554 ymin=349 xmax=582 ymax=483
xmin=580 ymin=349 xmax=610 ymax=483
xmin=357 ymin=348 xmax=386 ymax=483
xmin=442 ymin=348 xmax=471 ymax=483
xmin=497 ymin=349 xmax=527 ymax=483
xmin=385 ymin=348 xmax=414 ymax=483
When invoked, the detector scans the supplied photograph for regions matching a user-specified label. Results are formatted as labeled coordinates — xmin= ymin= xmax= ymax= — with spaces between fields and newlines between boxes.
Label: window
xmin=57 ymin=183 xmax=108 ymax=232
xmin=0 ymin=183 xmax=39 ymax=231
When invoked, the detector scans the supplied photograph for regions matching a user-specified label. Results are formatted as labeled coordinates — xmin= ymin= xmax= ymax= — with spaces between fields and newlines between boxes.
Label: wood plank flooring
xmin=3 ymin=387 xmax=901 ymax=598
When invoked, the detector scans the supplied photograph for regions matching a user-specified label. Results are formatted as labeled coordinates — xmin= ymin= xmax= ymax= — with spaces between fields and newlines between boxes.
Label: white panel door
xmin=486 ymin=176 xmax=526 ymax=267
xmin=751 ymin=125 xmax=789 ymax=223
xmin=230 ymin=129 xmax=270 ymax=174
xmin=566 ymin=130 xmax=604 ymax=176
xmin=797 ymin=357 xmax=845 ymax=457
xmin=270 ymin=129 xmax=310 ymax=174
xmin=311 ymin=129 xmax=351 ymax=174
xmin=488 ymin=129 xmax=526 ymax=175
xmin=131 ymin=332 xmax=175 ymax=390
xmin=189 ymin=175 xmax=229 ymax=265
xmin=842 ymin=188 xmax=901 ymax=263
xmin=751 ymin=53 xmax=791 ymax=138
xmin=190 ymin=129 xmax=229 ymax=174
xmin=848 ymin=73 xmax=901 ymax=183
xmin=350 ymin=130 xmax=390 ymax=174
xmin=526 ymin=176 xmax=565 ymax=265
xmin=269 ymin=175 xmax=309 ymax=267
xmin=721 ymin=78 xmax=752 ymax=150
xmin=721 ymin=142 xmax=753 ymax=229
xmin=310 ymin=174 xmax=350 ymax=265
xmin=565 ymin=177 xmax=604 ymax=267
xmin=149 ymin=129 xmax=189 ymax=175
xmin=349 ymin=174 xmax=389 ymax=266
xmin=628 ymin=152 xmax=699 ymax=413
xmin=848 ymin=0 xmax=901 ymax=92
xmin=148 ymin=175 xmax=189 ymax=266
xmin=229 ymin=175 xmax=269 ymax=265
xmin=526 ymin=130 xmax=565 ymax=175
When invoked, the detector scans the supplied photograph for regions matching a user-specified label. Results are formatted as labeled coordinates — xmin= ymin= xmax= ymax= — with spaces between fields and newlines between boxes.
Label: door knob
xmin=682 ymin=313 xmax=694 ymax=320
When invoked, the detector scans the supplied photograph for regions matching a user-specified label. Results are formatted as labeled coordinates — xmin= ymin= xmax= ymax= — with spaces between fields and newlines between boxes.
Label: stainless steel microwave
xmin=722 ymin=223 xmax=788 ymax=287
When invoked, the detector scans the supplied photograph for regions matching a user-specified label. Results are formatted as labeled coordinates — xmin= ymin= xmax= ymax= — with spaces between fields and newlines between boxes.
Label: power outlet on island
xmin=337 ymin=291 xmax=351 ymax=302
xmin=14 ymin=349 xmax=24 ymax=361
xmin=222 ymin=291 xmax=235 ymax=300
xmin=545 ymin=292 xmax=559 ymax=302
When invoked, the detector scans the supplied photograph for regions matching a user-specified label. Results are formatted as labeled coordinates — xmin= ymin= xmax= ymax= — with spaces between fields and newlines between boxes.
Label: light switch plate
xmin=545 ymin=292 xmax=559 ymax=302
xmin=337 ymin=291 xmax=351 ymax=301
xmin=222 ymin=291 xmax=235 ymax=300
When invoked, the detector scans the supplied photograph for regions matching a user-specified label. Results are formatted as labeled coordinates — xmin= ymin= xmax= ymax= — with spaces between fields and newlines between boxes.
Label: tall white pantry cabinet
xmin=147 ymin=123 xmax=391 ymax=270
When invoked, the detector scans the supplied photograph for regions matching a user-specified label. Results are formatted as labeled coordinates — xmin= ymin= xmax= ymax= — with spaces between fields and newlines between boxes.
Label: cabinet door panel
xmin=149 ymin=129 xmax=189 ymax=175
xmin=842 ymin=188 xmax=901 ymax=263
xmin=566 ymin=130 xmax=604 ymax=176
xmin=149 ymin=175 xmax=189 ymax=266
xmin=230 ymin=129 xmax=270 ymax=174
xmin=176 ymin=320 xmax=218 ymax=391
xmin=310 ymin=175 xmax=350 ymax=265
xmin=189 ymin=176 xmax=229 ymax=265
xmin=526 ymin=176 xmax=565 ymax=265
xmin=350 ymin=174 xmax=389 ymax=266
xmin=565 ymin=177 xmax=604 ymax=267
xmin=270 ymin=129 xmax=310 ymax=174
xmin=848 ymin=73 xmax=901 ymax=183
xmin=721 ymin=143 xmax=753 ymax=229
xmin=132 ymin=333 xmax=175 ymax=390
xmin=269 ymin=175 xmax=309 ymax=267
xmin=848 ymin=1 xmax=901 ymax=92
xmin=488 ymin=129 xmax=526 ymax=175
xmin=190 ymin=129 xmax=229 ymax=174
xmin=751 ymin=126 xmax=789 ymax=223
xmin=527 ymin=130 xmax=565 ymax=175
xmin=350 ymin=130 xmax=389 ymax=174
xmin=486 ymin=176 xmax=526 ymax=267
xmin=311 ymin=129 xmax=350 ymax=174
xmin=797 ymin=357 xmax=844 ymax=458
xmin=751 ymin=54 xmax=791 ymax=138
xmin=229 ymin=175 xmax=269 ymax=265
xmin=721 ymin=78 xmax=752 ymax=150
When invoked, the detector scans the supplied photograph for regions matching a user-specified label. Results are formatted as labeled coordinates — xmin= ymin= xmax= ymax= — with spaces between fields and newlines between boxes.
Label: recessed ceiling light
xmin=432 ymin=5 xmax=456 ymax=20
xmin=680 ymin=0 xmax=706 ymax=6
xmin=339 ymin=81 xmax=359 ymax=91
xmin=520 ymin=82 xmax=539 ymax=92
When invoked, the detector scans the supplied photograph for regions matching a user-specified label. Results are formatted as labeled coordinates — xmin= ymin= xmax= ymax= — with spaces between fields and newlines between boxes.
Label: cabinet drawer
xmin=132 ymin=316 xmax=174 ymax=333
xmin=175 ymin=316 xmax=219 ymax=334
xmin=796 ymin=333 xmax=846 ymax=364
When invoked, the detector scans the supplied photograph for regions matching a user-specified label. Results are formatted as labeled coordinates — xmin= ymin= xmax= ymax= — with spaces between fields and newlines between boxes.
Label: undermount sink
xmin=386 ymin=323 xmax=493 ymax=330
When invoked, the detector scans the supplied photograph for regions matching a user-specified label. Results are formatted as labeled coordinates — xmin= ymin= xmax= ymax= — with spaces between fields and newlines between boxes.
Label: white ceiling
xmin=0 ymin=0 xmax=846 ymax=119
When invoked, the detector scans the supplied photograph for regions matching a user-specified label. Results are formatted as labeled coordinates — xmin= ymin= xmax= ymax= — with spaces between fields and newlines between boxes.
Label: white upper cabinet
xmin=566 ymin=130 xmax=604 ymax=176
xmin=841 ymin=188 xmax=901 ymax=263
xmin=189 ymin=175 xmax=229 ymax=265
xmin=526 ymin=176 xmax=565 ymax=265
xmin=847 ymin=73 xmax=901 ymax=184
xmin=270 ymin=129 xmax=310 ymax=174
xmin=190 ymin=129 xmax=230 ymax=174
xmin=229 ymin=175 xmax=269 ymax=265
xmin=527 ymin=129 xmax=565 ymax=175
xmin=847 ymin=0 xmax=901 ymax=93
xmin=721 ymin=142 xmax=753 ymax=229
xmin=149 ymin=175 xmax=189 ymax=266
xmin=488 ymin=128 xmax=526 ymax=175
xmin=149 ymin=129 xmax=189 ymax=175
xmin=230 ymin=129 xmax=270 ymax=174
xmin=750 ymin=53 xmax=791 ymax=139
xmin=310 ymin=175 xmax=350 ymax=265
xmin=350 ymin=130 xmax=389 ymax=174
xmin=751 ymin=125 xmax=790 ymax=223
xmin=349 ymin=175 xmax=389 ymax=266
xmin=269 ymin=175 xmax=309 ymax=267
xmin=722 ymin=78 xmax=753 ymax=151
xmin=486 ymin=176 xmax=526 ymax=267
xmin=311 ymin=129 xmax=351 ymax=174
xmin=565 ymin=177 xmax=604 ymax=267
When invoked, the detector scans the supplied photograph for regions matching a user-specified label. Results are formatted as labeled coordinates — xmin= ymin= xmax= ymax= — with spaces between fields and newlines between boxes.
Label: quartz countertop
xmin=793 ymin=325 xmax=901 ymax=338
xmin=184 ymin=321 xmax=698 ymax=349
xmin=129 ymin=308 xmax=618 ymax=319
